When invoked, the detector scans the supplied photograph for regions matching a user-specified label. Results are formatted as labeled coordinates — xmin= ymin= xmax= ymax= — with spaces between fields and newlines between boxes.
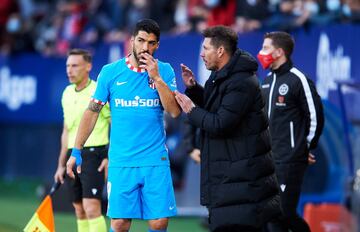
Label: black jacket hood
xmin=216 ymin=49 xmax=258 ymax=80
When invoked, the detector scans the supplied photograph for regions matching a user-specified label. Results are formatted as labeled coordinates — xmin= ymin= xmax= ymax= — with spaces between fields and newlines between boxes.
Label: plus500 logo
xmin=115 ymin=96 xmax=160 ymax=107
xmin=0 ymin=67 xmax=37 ymax=110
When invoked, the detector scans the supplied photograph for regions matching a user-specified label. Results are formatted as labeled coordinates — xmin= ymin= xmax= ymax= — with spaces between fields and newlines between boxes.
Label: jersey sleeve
xmin=61 ymin=87 xmax=72 ymax=128
xmin=162 ymin=63 xmax=177 ymax=92
xmin=297 ymin=76 xmax=324 ymax=149
xmin=61 ymin=89 xmax=67 ymax=124
xmin=92 ymin=66 xmax=110 ymax=105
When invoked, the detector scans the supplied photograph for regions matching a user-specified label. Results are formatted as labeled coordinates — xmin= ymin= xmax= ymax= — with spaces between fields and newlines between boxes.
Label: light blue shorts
xmin=107 ymin=166 xmax=177 ymax=219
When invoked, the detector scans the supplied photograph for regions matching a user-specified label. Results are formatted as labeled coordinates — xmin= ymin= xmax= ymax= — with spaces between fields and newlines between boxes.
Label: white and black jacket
xmin=261 ymin=60 xmax=324 ymax=164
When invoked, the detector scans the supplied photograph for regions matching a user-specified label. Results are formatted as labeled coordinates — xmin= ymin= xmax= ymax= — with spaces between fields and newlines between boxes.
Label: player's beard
xmin=133 ymin=48 xmax=142 ymax=66
xmin=133 ymin=48 xmax=154 ymax=66
xmin=133 ymin=48 xmax=148 ymax=66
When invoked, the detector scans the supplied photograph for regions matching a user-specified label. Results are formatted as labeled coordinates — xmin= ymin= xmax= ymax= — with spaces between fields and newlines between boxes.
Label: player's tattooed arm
xmin=88 ymin=101 xmax=103 ymax=113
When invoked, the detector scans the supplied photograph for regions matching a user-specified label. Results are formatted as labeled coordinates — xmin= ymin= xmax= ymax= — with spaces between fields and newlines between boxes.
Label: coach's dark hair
xmin=202 ymin=26 xmax=238 ymax=55
xmin=133 ymin=19 xmax=160 ymax=41
xmin=67 ymin=48 xmax=92 ymax=63
xmin=264 ymin=31 xmax=294 ymax=59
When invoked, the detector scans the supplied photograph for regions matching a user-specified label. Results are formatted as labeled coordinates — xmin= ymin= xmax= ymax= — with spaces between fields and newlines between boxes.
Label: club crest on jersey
xmin=148 ymin=78 xmax=156 ymax=89
xmin=278 ymin=84 xmax=289 ymax=95
xmin=170 ymin=77 xmax=177 ymax=88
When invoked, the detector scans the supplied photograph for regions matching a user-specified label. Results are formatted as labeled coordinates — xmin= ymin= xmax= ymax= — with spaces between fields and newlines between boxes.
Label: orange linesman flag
xmin=24 ymin=182 xmax=60 ymax=232
xmin=23 ymin=195 xmax=55 ymax=232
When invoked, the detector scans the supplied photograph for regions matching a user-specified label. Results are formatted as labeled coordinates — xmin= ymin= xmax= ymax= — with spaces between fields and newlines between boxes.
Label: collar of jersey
xmin=125 ymin=56 xmax=146 ymax=73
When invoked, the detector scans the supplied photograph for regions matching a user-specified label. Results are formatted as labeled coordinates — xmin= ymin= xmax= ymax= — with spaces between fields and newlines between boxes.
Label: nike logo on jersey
xmin=116 ymin=81 xmax=127 ymax=86
xmin=169 ymin=206 xmax=175 ymax=210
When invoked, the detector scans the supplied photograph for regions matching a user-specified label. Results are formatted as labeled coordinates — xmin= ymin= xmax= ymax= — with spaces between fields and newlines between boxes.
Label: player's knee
xmin=111 ymin=219 xmax=131 ymax=232
xmin=149 ymin=218 xmax=168 ymax=230
xmin=83 ymin=198 xmax=102 ymax=219
xmin=73 ymin=202 xmax=86 ymax=219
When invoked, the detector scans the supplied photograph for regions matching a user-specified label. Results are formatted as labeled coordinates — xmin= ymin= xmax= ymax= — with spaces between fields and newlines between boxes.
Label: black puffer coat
xmin=186 ymin=49 xmax=281 ymax=230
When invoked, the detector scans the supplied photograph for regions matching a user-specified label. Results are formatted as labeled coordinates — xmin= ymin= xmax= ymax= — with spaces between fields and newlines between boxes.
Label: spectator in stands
xmin=187 ymin=0 xmax=209 ymax=32
xmin=33 ymin=12 xmax=63 ymax=56
xmin=5 ymin=0 xmax=360 ymax=56
xmin=150 ymin=0 xmax=177 ymax=32
xmin=206 ymin=0 xmax=237 ymax=27
xmin=342 ymin=0 xmax=360 ymax=22
xmin=102 ymin=0 xmax=128 ymax=43
xmin=123 ymin=0 xmax=151 ymax=33
xmin=55 ymin=0 xmax=88 ymax=55
xmin=172 ymin=0 xmax=193 ymax=34
xmin=80 ymin=0 xmax=110 ymax=47
xmin=234 ymin=0 xmax=271 ymax=33
xmin=0 ymin=0 xmax=20 ymax=55
xmin=266 ymin=0 xmax=321 ymax=30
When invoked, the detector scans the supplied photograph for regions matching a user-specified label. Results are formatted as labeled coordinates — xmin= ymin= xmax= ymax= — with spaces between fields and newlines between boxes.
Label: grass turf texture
xmin=0 ymin=178 xmax=208 ymax=232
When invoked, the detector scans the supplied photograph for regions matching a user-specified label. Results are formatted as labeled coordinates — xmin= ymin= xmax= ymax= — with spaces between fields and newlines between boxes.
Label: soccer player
xmin=66 ymin=19 xmax=181 ymax=232
xmin=54 ymin=48 xmax=110 ymax=232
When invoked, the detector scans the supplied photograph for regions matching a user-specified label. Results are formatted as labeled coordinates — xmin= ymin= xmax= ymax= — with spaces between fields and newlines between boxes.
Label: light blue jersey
xmin=92 ymin=56 xmax=177 ymax=168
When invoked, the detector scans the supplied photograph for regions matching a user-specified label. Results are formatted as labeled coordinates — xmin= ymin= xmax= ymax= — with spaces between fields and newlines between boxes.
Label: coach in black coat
xmin=175 ymin=26 xmax=281 ymax=232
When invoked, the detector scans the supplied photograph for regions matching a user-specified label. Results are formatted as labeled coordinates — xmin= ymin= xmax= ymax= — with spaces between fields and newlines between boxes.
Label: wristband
xmin=71 ymin=148 xmax=82 ymax=166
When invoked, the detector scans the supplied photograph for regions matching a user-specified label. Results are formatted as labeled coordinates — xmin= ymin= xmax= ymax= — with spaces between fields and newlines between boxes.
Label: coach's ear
xmin=217 ymin=45 xmax=225 ymax=58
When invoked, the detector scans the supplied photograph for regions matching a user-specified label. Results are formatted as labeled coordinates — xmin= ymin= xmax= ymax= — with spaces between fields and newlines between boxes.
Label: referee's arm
xmin=66 ymin=101 xmax=102 ymax=178
xmin=54 ymin=123 xmax=68 ymax=184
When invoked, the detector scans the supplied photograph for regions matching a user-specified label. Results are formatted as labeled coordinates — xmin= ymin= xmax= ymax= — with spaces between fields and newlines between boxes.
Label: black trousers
xmin=267 ymin=163 xmax=311 ymax=232
xmin=213 ymin=225 xmax=263 ymax=232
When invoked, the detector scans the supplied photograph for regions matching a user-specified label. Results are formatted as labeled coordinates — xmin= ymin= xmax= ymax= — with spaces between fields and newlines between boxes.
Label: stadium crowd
xmin=1 ymin=0 xmax=359 ymax=57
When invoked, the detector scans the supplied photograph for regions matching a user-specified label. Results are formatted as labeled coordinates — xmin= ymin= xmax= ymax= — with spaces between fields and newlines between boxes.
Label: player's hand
xmin=66 ymin=156 xmax=81 ymax=179
xmin=98 ymin=158 xmax=108 ymax=180
xmin=139 ymin=52 xmax=160 ymax=81
xmin=180 ymin=64 xmax=196 ymax=88
xmin=174 ymin=90 xmax=195 ymax=113
xmin=190 ymin=148 xmax=201 ymax=164
xmin=308 ymin=153 xmax=316 ymax=165
xmin=54 ymin=166 xmax=66 ymax=184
